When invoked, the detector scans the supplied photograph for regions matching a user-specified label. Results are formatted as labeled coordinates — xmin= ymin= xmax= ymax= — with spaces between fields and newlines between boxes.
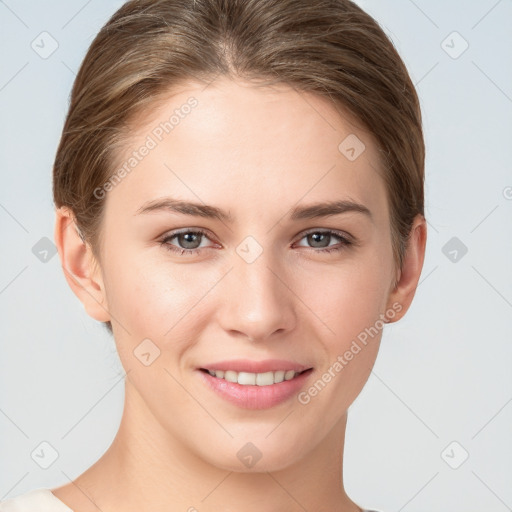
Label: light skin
xmin=52 ymin=77 xmax=426 ymax=512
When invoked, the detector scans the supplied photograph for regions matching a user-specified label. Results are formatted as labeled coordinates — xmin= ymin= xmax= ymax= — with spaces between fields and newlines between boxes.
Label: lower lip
xmin=197 ymin=369 xmax=314 ymax=410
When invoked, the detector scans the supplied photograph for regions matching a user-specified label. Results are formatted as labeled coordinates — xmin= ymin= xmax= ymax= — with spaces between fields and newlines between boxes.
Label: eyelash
xmin=159 ymin=228 xmax=353 ymax=256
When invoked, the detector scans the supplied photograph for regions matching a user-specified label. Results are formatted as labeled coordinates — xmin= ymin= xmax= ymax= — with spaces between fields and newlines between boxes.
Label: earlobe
xmin=386 ymin=214 xmax=427 ymax=323
xmin=54 ymin=207 xmax=111 ymax=323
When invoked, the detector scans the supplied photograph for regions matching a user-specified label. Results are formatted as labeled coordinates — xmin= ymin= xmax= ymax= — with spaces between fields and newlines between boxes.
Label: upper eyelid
xmin=161 ymin=227 xmax=216 ymax=240
xmin=299 ymin=227 xmax=351 ymax=238
xmin=294 ymin=228 xmax=353 ymax=245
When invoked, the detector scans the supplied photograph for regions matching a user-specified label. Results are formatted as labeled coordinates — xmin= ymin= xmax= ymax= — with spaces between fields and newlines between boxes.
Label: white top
xmin=0 ymin=488 xmax=381 ymax=511
xmin=0 ymin=489 xmax=72 ymax=511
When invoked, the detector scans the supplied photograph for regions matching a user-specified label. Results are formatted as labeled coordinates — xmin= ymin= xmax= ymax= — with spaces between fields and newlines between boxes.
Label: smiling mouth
xmin=199 ymin=368 xmax=313 ymax=386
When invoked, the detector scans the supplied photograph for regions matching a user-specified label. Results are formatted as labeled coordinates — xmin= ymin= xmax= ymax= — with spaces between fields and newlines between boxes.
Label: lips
xmin=198 ymin=359 xmax=312 ymax=387
xmin=196 ymin=359 xmax=314 ymax=409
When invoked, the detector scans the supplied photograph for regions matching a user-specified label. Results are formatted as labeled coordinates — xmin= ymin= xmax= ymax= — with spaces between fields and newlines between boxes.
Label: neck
xmin=64 ymin=378 xmax=361 ymax=512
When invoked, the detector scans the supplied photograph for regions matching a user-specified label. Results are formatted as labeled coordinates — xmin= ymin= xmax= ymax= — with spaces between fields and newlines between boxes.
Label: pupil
xmin=181 ymin=232 xmax=200 ymax=249
xmin=309 ymin=233 xmax=329 ymax=248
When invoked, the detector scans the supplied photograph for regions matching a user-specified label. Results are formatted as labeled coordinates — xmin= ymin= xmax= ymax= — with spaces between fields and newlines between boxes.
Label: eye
xmin=294 ymin=229 xmax=353 ymax=254
xmin=159 ymin=228 xmax=354 ymax=257
xmin=160 ymin=229 xmax=217 ymax=256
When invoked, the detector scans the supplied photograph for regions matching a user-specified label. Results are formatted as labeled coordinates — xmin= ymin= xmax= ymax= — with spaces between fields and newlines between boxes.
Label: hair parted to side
xmin=53 ymin=0 xmax=425 ymax=334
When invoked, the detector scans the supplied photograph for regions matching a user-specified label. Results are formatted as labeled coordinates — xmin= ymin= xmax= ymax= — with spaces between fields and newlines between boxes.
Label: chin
xmin=200 ymin=435 xmax=308 ymax=474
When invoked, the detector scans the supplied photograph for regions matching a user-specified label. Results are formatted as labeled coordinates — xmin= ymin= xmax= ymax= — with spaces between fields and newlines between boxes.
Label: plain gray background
xmin=1 ymin=1 xmax=511 ymax=510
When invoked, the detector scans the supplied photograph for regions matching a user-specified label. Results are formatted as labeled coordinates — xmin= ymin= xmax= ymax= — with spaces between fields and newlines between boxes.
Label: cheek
xmin=292 ymin=252 xmax=389 ymax=404
xmin=316 ymin=252 xmax=392 ymax=395
xmin=297 ymin=271 xmax=384 ymax=419
xmin=102 ymin=250 xmax=223 ymax=360
xmin=297 ymin=252 xmax=390 ymax=343
xmin=104 ymin=250 xmax=184 ymax=327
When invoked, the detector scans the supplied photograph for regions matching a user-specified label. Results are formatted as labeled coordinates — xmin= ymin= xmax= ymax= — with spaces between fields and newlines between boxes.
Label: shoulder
xmin=0 ymin=488 xmax=73 ymax=512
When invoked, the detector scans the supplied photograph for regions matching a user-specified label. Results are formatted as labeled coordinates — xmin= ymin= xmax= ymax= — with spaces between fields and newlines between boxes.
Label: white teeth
xmin=274 ymin=370 xmax=285 ymax=383
xmin=206 ymin=369 xmax=301 ymax=386
xmin=284 ymin=370 xmax=295 ymax=381
xmin=256 ymin=371 xmax=274 ymax=386
xmin=238 ymin=372 xmax=256 ymax=385
xmin=224 ymin=370 xmax=238 ymax=383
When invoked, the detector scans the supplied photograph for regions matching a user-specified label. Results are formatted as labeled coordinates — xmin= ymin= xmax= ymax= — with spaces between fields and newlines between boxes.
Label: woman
xmin=0 ymin=0 xmax=426 ymax=510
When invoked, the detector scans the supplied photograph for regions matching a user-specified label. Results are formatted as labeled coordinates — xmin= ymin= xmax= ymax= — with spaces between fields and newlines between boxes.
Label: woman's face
xmin=93 ymin=77 xmax=401 ymax=471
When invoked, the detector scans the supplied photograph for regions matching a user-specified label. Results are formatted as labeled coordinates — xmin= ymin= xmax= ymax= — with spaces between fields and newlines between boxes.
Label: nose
xmin=216 ymin=246 xmax=297 ymax=343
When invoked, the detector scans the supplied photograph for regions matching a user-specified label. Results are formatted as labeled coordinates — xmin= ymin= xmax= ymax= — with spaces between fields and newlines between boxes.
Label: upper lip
xmin=199 ymin=359 xmax=312 ymax=373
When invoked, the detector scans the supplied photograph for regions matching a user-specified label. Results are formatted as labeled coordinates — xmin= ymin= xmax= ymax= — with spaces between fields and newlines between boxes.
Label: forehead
xmin=105 ymin=77 xmax=388 ymax=224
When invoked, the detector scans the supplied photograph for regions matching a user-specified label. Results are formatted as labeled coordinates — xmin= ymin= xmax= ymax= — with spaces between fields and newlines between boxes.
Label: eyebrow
xmin=135 ymin=197 xmax=372 ymax=223
xmin=136 ymin=198 xmax=234 ymax=222
xmin=289 ymin=199 xmax=372 ymax=221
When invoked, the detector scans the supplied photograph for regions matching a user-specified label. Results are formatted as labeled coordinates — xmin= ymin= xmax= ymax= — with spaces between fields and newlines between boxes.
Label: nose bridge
xmin=218 ymin=241 xmax=295 ymax=341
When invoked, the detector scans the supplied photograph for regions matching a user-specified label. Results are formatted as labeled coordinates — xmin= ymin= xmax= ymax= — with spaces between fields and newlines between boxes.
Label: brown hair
xmin=53 ymin=0 xmax=424 ymax=333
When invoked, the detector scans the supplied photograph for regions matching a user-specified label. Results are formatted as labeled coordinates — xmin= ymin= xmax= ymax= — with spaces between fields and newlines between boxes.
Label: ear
xmin=54 ymin=207 xmax=111 ymax=323
xmin=385 ymin=214 xmax=427 ymax=323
